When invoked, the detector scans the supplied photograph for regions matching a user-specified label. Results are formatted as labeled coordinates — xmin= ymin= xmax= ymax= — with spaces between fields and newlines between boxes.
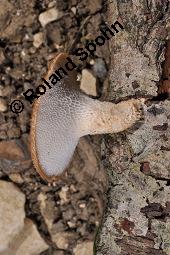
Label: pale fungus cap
xmin=30 ymin=53 xmax=145 ymax=182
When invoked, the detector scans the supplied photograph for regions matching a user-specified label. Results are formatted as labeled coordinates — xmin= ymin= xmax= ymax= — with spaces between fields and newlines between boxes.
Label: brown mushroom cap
xmin=30 ymin=53 xmax=82 ymax=181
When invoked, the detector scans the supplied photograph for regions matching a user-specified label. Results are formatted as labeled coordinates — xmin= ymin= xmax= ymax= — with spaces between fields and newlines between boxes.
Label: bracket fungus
xmin=30 ymin=53 xmax=145 ymax=182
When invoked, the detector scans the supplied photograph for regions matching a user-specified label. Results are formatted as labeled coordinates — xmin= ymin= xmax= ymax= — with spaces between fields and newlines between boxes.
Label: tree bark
xmin=95 ymin=1 xmax=170 ymax=255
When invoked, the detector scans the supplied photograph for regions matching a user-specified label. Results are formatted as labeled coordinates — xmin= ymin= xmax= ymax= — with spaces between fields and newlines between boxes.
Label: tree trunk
xmin=95 ymin=1 xmax=170 ymax=255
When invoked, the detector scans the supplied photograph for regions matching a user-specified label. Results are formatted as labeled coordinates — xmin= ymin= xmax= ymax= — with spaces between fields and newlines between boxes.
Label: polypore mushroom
xmin=30 ymin=53 xmax=145 ymax=182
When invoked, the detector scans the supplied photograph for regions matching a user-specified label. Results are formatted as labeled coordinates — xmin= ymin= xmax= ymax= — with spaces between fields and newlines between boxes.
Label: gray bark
xmin=95 ymin=1 xmax=170 ymax=254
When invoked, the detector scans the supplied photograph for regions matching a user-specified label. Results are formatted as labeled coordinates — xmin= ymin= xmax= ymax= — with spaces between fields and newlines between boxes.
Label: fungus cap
xmin=31 ymin=53 xmax=82 ymax=181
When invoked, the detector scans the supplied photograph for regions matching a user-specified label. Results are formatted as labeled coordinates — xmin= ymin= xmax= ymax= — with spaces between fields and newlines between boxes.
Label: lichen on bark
xmin=95 ymin=1 xmax=170 ymax=254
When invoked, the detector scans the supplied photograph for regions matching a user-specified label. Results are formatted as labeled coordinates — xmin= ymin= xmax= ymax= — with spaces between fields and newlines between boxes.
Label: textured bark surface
xmin=95 ymin=1 xmax=170 ymax=255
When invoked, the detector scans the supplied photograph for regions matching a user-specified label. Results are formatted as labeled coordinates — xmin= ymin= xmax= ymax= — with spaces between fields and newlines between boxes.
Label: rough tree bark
xmin=95 ymin=1 xmax=170 ymax=255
